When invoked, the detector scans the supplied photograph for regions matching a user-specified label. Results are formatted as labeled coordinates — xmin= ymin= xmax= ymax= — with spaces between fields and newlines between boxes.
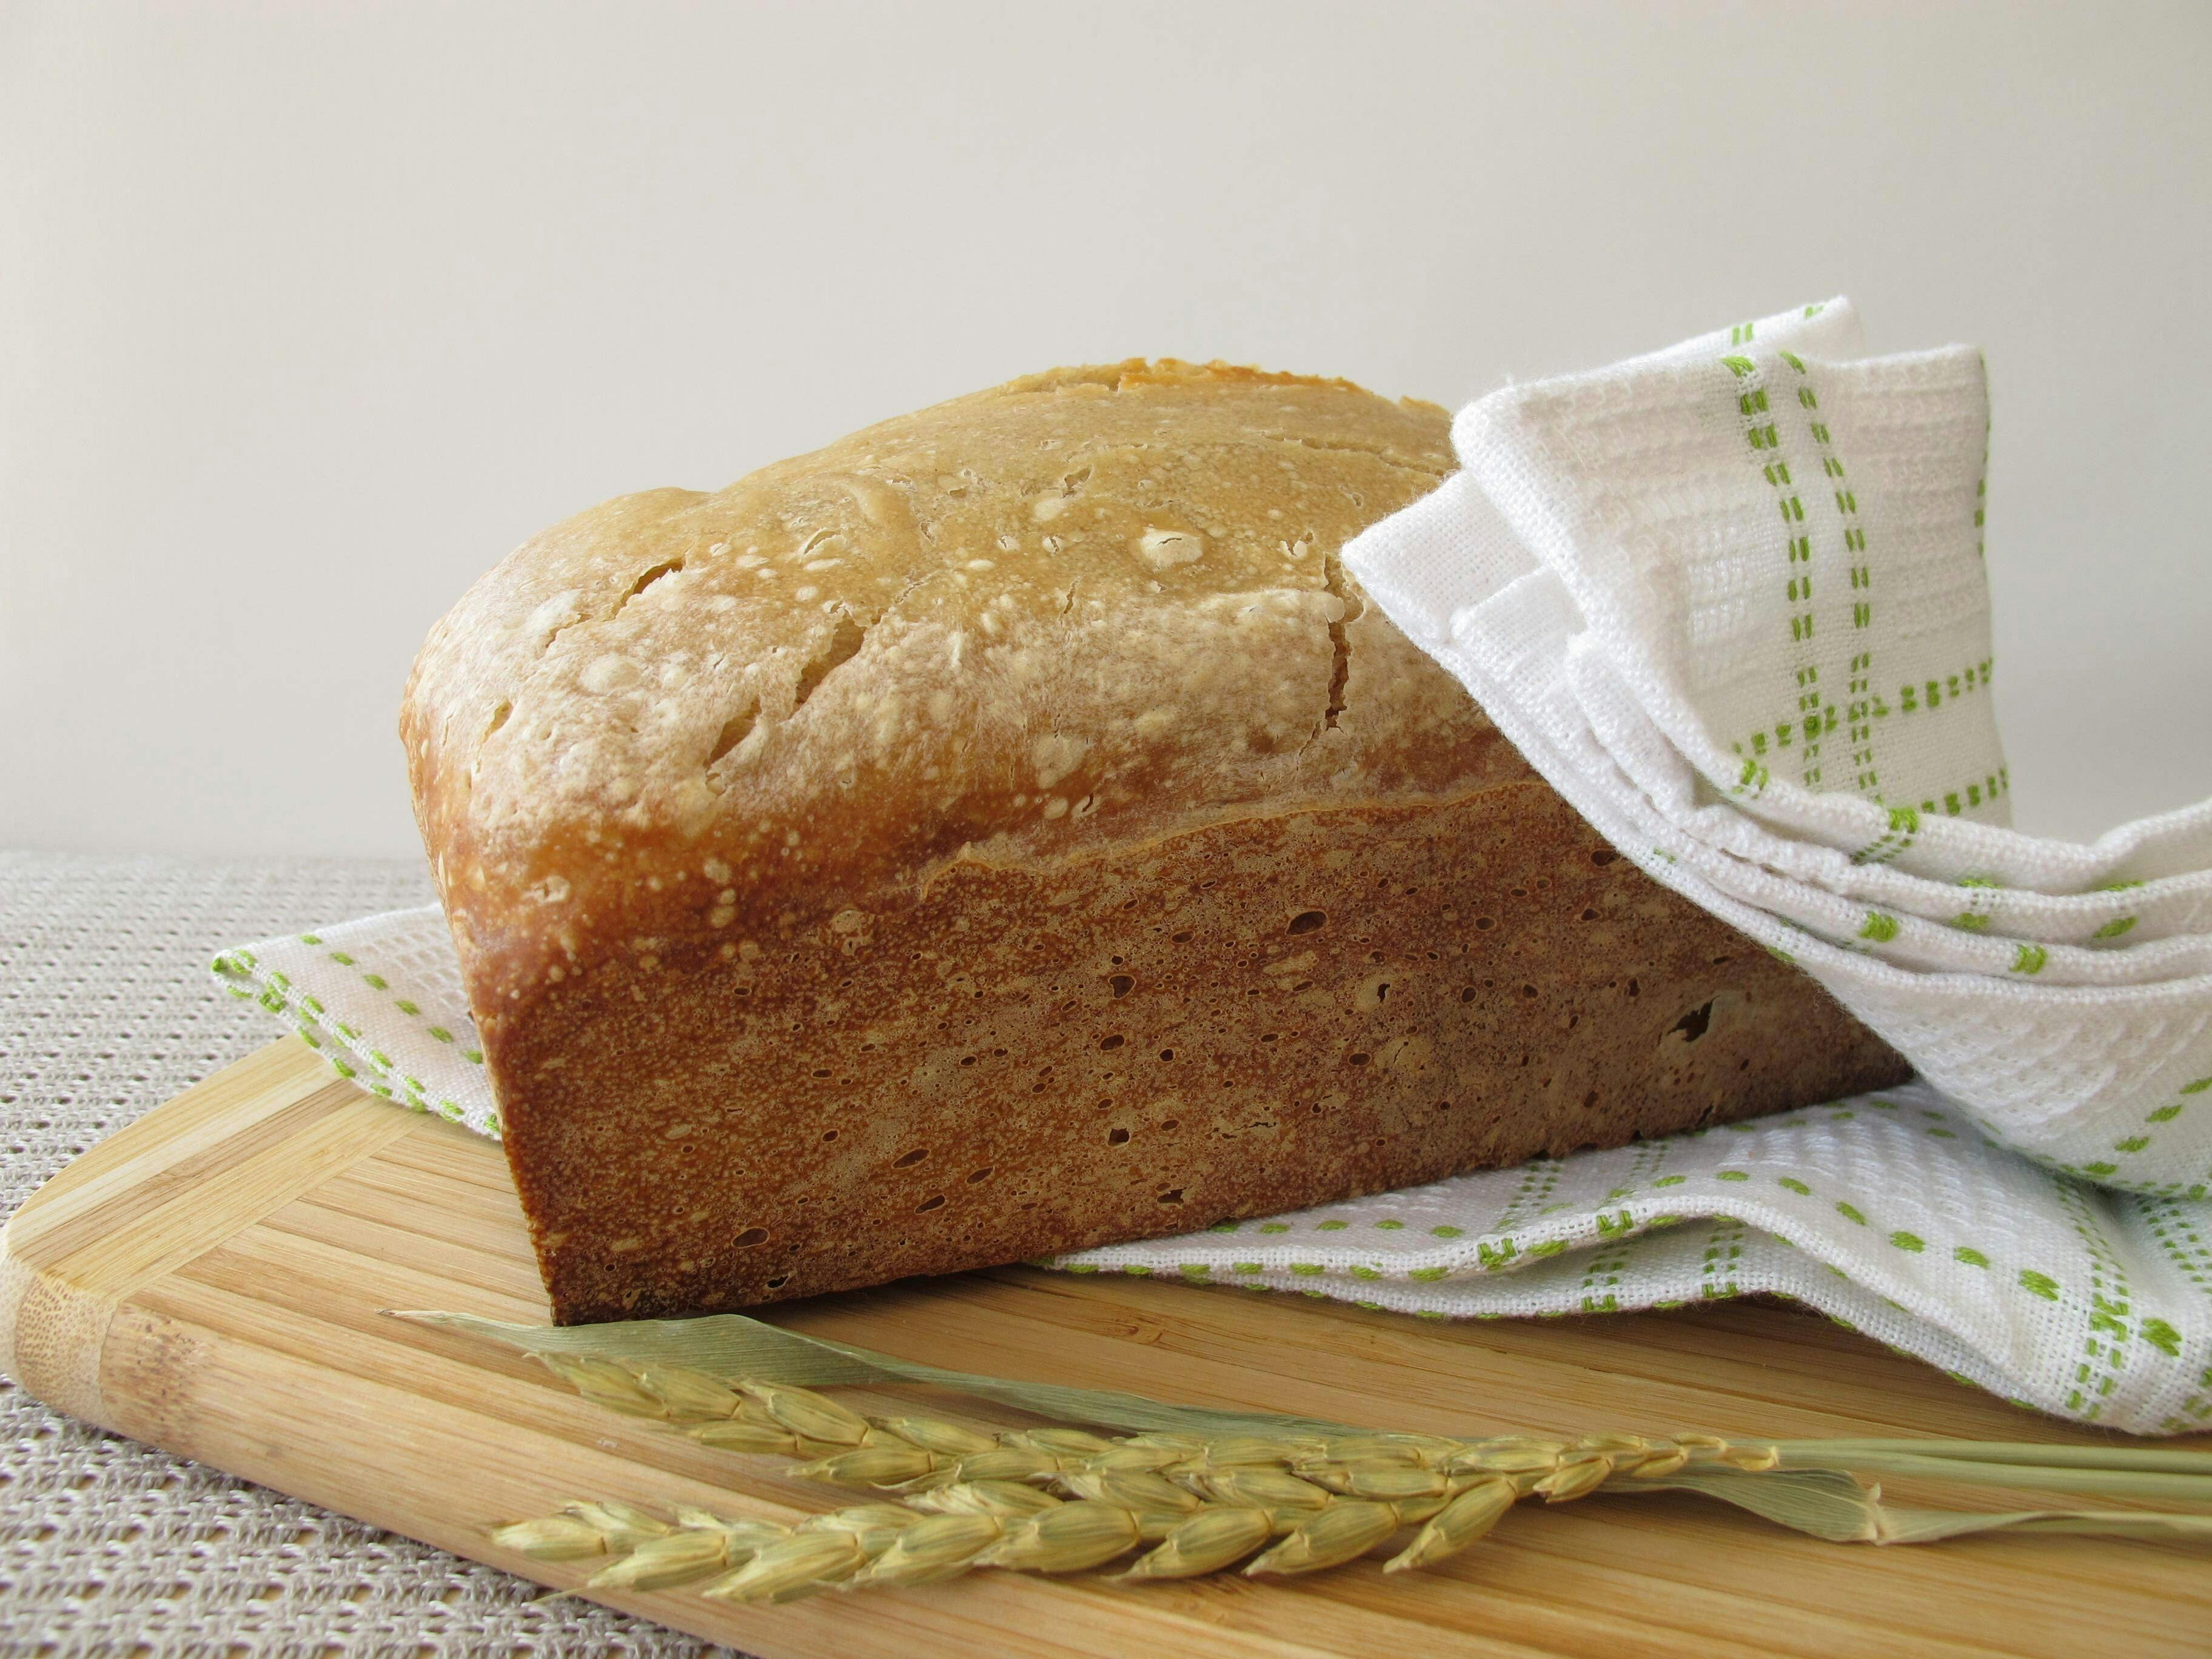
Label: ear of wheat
xmin=481 ymin=1356 xmax=2212 ymax=1606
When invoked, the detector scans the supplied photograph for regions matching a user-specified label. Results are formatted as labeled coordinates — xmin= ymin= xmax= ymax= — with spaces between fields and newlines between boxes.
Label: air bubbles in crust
xmin=1671 ymin=1000 xmax=1716 ymax=1044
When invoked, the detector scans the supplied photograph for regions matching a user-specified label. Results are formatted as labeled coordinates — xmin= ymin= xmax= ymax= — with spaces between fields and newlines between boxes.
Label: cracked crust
xmin=403 ymin=360 xmax=1908 ymax=1320
xmin=403 ymin=361 xmax=1481 ymax=1008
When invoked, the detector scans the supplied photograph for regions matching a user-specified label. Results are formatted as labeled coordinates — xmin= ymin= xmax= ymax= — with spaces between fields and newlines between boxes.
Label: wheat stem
xmin=484 ymin=1360 xmax=2212 ymax=1602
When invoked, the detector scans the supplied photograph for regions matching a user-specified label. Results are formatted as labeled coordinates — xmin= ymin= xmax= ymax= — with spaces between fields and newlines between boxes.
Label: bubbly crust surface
xmin=404 ymin=360 xmax=1493 ymax=1010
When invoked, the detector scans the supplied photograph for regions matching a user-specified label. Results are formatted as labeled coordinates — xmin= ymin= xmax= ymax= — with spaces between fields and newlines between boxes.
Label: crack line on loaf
xmin=706 ymin=697 xmax=760 ymax=768
xmin=614 ymin=556 xmax=686 ymax=613
xmin=537 ymin=554 xmax=688 ymax=659
xmin=883 ymin=565 xmax=942 ymax=618
xmin=1320 ymin=548 xmax=1360 ymax=730
xmin=1255 ymin=432 xmax=1453 ymax=480
xmin=791 ymin=611 xmax=869 ymax=712
xmin=538 ymin=609 xmax=587 ymax=659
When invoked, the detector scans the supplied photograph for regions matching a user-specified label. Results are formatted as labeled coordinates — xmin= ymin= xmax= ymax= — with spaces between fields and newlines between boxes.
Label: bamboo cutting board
xmin=2 ymin=1039 xmax=2207 ymax=1658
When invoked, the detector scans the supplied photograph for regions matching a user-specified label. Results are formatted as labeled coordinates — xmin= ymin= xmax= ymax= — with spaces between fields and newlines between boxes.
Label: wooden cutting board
xmin=3 ymin=1037 xmax=2206 ymax=1658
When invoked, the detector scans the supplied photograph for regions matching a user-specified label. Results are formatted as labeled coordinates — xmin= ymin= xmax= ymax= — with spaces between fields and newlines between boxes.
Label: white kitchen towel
xmin=216 ymin=903 xmax=2211 ymax=1433
xmin=1345 ymin=299 xmax=2212 ymax=1187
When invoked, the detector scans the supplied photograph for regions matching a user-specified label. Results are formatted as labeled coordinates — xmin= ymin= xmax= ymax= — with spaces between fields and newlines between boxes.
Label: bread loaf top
xmin=403 ymin=361 xmax=1533 ymax=1012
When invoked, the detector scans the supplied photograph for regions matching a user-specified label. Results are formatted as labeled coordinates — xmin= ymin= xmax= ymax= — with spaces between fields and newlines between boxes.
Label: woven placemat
xmin=0 ymin=851 xmax=738 ymax=1658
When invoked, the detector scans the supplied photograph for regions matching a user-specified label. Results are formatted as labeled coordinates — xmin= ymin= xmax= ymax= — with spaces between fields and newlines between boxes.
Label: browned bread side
xmin=402 ymin=361 xmax=1908 ymax=1322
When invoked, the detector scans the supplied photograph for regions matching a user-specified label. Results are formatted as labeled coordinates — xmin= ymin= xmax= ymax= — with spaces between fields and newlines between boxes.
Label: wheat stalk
xmin=491 ymin=1362 xmax=1814 ymax=1601
xmin=488 ymin=1358 xmax=2212 ymax=1604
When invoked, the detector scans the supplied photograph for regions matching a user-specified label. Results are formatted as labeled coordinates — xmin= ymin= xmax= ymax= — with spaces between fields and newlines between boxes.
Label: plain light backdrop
xmin=4 ymin=1 xmax=2207 ymax=859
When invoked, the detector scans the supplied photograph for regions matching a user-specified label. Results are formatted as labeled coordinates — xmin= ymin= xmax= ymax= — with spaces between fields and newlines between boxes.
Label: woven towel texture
xmin=1347 ymin=300 xmax=2212 ymax=1177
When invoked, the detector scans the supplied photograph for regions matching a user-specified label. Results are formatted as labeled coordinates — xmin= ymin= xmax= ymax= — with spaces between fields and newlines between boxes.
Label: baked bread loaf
xmin=403 ymin=361 xmax=1908 ymax=1323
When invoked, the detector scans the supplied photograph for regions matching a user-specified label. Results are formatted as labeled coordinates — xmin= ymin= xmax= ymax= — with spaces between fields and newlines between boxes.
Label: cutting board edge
xmin=0 ymin=1037 xmax=410 ymax=1426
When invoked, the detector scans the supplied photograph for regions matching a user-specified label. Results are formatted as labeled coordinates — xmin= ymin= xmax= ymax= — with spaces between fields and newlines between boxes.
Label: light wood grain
xmin=2 ymin=1037 xmax=2205 ymax=1658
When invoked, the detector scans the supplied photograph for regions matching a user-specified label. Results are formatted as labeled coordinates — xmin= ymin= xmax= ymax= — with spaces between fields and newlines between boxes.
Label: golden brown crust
xmin=403 ymin=361 xmax=1908 ymax=1322
xmin=503 ymin=784 xmax=1905 ymax=1322
xmin=401 ymin=361 xmax=1479 ymax=1017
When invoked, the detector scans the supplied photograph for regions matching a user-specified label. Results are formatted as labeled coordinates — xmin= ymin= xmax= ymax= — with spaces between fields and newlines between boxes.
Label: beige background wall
xmin=4 ymin=1 xmax=2207 ymax=857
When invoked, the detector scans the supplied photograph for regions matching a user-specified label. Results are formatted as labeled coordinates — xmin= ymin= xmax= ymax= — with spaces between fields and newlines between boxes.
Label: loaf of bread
xmin=403 ymin=361 xmax=1908 ymax=1323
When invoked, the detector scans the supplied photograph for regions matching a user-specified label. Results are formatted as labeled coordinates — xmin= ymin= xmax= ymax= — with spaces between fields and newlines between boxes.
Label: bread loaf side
xmin=403 ymin=361 xmax=1906 ymax=1321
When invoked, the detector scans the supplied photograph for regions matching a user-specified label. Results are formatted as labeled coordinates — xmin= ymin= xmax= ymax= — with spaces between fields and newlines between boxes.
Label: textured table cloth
xmin=0 ymin=851 xmax=740 ymax=1658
